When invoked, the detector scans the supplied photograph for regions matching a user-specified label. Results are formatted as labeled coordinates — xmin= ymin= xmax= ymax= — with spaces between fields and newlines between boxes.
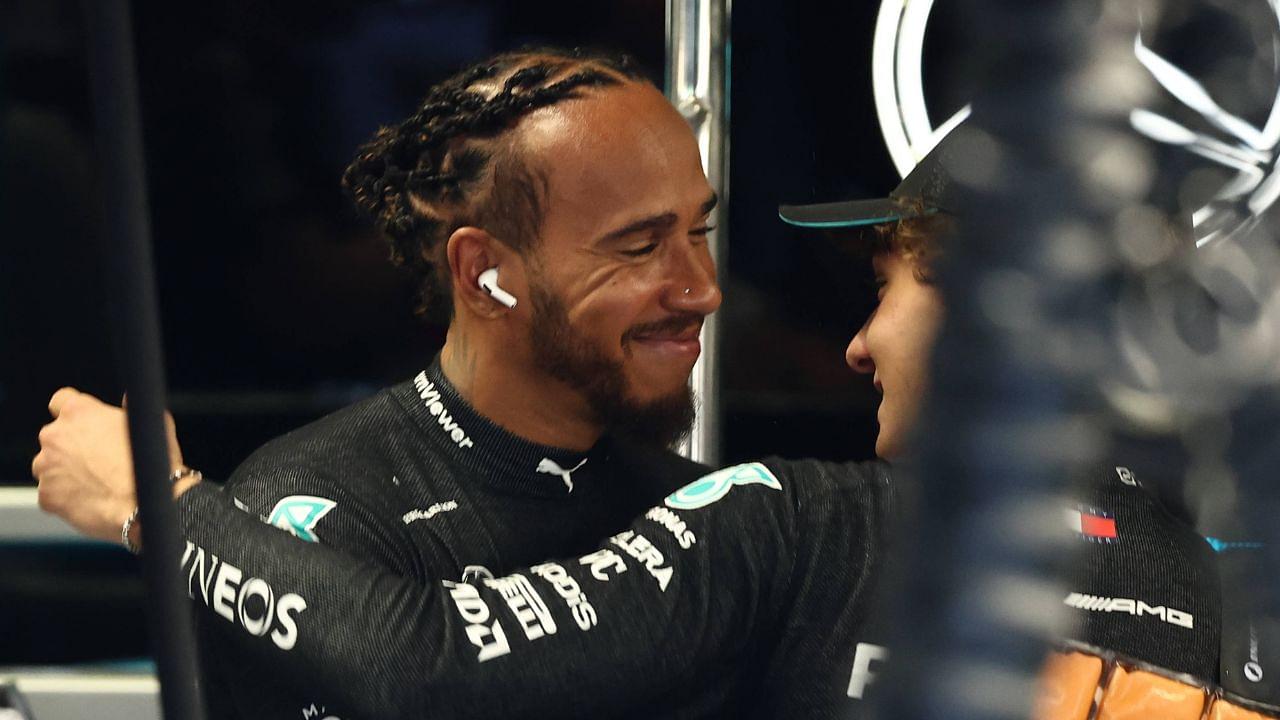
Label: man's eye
xmin=622 ymin=242 xmax=659 ymax=257
xmin=691 ymin=225 xmax=716 ymax=236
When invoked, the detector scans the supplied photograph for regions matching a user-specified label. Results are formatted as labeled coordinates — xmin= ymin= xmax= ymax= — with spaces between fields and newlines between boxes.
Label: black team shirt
xmin=175 ymin=358 xmax=898 ymax=719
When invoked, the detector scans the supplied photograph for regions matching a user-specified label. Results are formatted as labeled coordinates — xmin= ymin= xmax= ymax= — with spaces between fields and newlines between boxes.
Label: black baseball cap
xmin=777 ymin=125 xmax=967 ymax=229
xmin=778 ymin=124 xmax=1199 ymax=250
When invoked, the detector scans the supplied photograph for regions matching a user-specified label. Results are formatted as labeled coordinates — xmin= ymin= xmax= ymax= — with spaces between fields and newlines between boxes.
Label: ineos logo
xmin=182 ymin=541 xmax=307 ymax=651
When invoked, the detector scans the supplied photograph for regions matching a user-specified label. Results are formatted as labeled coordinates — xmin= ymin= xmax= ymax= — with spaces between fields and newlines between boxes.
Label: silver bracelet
xmin=121 ymin=506 xmax=141 ymax=555
xmin=120 ymin=466 xmax=203 ymax=555
xmin=170 ymin=466 xmax=202 ymax=484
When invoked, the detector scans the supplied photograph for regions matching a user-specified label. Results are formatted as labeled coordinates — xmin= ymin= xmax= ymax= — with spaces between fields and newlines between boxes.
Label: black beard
xmin=527 ymin=282 xmax=696 ymax=448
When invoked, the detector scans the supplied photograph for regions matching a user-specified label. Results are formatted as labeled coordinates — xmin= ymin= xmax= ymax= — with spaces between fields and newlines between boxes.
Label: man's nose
xmin=846 ymin=324 xmax=875 ymax=374
xmin=667 ymin=245 xmax=722 ymax=315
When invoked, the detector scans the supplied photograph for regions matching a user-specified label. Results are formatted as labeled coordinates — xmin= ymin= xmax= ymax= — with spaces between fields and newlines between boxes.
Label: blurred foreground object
xmin=875 ymin=0 xmax=1280 ymax=717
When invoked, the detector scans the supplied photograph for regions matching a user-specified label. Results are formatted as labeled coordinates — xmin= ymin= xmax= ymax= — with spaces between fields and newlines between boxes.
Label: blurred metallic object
xmin=878 ymin=0 xmax=1157 ymax=718
xmin=667 ymin=0 xmax=730 ymax=465
xmin=1131 ymin=4 xmax=1280 ymax=249
xmin=1111 ymin=232 xmax=1280 ymax=426
xmin=877 ymin=0 xmax=1280 ymax=248
xmin=867 ymin=0 xmax=1280 ymax=718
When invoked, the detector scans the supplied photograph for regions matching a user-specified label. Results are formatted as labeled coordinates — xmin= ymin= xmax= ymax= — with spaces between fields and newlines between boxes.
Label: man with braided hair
xmin=194 ymin=47 xmax=732 ymax=715
xmin=39 ymin=47 xmax=731 ymax=717
xmin=340 ymin=47 xmax=720 ymax=445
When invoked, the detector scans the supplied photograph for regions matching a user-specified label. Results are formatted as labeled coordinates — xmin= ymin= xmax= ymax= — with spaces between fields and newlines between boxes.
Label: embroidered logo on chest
xmin=268 ymin=495 xmax=337 ymax=543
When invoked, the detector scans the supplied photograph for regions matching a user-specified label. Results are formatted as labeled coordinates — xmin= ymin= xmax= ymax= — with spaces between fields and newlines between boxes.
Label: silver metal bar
xmin=0 ymin=488 xmax=105 ymax=543
xmin=0 ymin=672 xmax=160 ymax=720
xmin=667 ymin=0 xmax=730 ymax=466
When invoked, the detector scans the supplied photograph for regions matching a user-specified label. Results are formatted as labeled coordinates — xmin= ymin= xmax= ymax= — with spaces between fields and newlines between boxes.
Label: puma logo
xmin=536 ymin=457 xmax=588 ymax=493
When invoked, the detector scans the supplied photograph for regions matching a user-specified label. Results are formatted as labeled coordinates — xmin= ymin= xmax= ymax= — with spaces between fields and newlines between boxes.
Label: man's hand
xmin=31 ymin=387 xmax=187 ymax=544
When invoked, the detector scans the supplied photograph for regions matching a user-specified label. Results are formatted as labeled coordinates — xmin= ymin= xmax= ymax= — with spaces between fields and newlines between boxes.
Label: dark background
xmin=0 ymin=0 xmax=950 ymax=663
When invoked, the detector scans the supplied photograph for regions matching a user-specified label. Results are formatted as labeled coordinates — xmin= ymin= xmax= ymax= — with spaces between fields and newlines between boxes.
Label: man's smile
xmin=627 ymin=317 xmax=704 ymax=360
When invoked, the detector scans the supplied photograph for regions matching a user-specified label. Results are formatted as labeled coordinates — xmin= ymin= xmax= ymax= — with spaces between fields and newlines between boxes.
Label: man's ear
xmin=446 ymin=227 xmax=525 ymax=318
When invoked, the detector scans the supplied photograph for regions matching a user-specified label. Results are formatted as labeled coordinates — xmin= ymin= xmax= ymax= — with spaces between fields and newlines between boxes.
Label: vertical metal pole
xmin=667 ymin=0 xmax=730 ymax=466
xmin=82 ymin=2 xmax=206 ymax=718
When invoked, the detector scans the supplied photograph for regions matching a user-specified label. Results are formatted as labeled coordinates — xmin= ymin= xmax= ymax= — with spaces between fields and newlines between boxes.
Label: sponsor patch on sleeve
xmin=664 ymin=462 xmax=782 ymax=511
xmin=267 ymin=495 xmax=338 ymax=543
xmin=1064 ymin=506 xmax=1118 ymax=543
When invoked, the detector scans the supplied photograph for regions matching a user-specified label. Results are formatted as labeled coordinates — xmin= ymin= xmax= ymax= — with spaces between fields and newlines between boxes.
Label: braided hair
xmin=342 ymin=48 xmax=648 ymax=321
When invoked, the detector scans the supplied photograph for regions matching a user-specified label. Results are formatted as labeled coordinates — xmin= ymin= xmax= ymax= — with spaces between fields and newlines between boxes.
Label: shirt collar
xmin=394 ymin=356 xmax=605 ymax=497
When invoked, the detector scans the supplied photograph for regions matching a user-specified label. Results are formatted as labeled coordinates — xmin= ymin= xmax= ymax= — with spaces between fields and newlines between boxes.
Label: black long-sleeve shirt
xmin=177 ymin=359 xmax=897 ymax=718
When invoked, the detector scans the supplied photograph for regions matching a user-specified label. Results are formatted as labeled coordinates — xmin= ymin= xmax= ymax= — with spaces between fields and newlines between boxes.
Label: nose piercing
xmin=683 ymin=288 xmax=691 ymax=295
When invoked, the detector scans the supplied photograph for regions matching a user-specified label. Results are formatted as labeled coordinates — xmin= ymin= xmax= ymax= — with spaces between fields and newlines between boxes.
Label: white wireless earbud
xmin=477 ymin=267 xmax=518 ymax=309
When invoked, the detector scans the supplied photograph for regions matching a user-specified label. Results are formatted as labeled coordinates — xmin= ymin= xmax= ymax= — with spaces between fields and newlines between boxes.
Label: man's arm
xmin=175 ymin=460 xmax=804 ymax=717
xmin=189 ymin=458 xmax=430 ymax=718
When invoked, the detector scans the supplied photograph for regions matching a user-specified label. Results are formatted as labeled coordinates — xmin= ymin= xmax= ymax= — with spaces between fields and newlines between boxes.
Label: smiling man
xmin=35 ymin=48 xmax=722 ymax=717
xmin=340 ymin=48 xmax=720 ymax=450
xmin=403 ymin=58 xmax=722 ymax=451
xmin=204 ymin=48 xmax=726 ymax=715
xmin=524 ymin=162 xmax=717 ymax=441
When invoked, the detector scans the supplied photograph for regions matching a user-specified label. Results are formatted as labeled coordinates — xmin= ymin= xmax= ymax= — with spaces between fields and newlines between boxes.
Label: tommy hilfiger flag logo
xmin=1065 ymin=507 xmax=1118 ymax=543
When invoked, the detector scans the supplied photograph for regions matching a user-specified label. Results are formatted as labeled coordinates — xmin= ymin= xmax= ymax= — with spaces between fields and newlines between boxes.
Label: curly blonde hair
xmin=868 ymin=197 xmax=953 ymax=282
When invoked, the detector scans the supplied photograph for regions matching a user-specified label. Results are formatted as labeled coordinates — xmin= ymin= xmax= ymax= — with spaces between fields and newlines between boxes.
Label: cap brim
xmin=778 ymin=198 xmax=923 ymax=229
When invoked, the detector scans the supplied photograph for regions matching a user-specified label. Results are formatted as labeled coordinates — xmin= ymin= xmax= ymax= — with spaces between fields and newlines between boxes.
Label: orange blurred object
xmin=1096 ymin=665 xmax=1204 ymax=720
xmin=1034 ymin=650 xmax=1280 ymax=719
xmin=1035 ymin=651 xmax=1104 ymax=720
